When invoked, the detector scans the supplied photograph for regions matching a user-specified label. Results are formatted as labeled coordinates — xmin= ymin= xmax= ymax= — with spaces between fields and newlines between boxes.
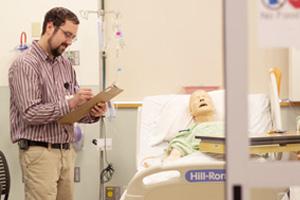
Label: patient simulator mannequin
xmin=142 ymin=90 xmax=268 ymax=168
xmin=164 ymin=89 xmax=224 ymax=161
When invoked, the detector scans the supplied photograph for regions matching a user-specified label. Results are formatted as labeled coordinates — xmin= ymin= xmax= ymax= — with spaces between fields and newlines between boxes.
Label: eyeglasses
xmin=58 ymin=27 xmax=77 ymax=42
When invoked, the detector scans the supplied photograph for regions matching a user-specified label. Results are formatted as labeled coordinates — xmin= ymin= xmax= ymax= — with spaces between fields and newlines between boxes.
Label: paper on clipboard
xmin=58 ymin=85 xmax=123 ymax=124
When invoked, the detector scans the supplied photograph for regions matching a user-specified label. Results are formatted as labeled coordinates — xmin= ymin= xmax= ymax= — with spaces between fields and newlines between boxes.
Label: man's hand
xmin=90 ymin=102 xmax=107 ymax=117
xmin=68 ymin=88 xmax=93 ymax=109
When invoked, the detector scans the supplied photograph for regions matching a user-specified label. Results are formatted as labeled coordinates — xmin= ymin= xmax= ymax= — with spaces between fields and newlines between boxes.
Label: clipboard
xmin=58 ymin=84 xmax=123 ymax=124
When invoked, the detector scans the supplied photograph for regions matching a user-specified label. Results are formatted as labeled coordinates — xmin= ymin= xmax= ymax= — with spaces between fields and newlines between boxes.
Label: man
xmin=8 ymin=7 xmax=106 ymax=200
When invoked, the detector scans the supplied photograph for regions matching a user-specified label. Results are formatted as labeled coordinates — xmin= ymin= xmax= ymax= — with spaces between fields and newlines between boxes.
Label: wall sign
xmin=258 ymin=0 xmax=300 ymax=47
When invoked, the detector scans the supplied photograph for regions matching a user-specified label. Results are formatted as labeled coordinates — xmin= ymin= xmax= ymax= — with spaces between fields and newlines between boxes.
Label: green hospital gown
xmin=167 ymin=121 xmax=224 ymax=156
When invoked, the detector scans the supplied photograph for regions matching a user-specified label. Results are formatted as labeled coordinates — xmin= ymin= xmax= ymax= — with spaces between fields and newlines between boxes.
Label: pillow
xmin=140 ymin=95 xmax=177 ymax=144
xmin=149 ymin=95 xmax=192 ymax=146
xmin=200 ymin=91 xmax=272 ymax=136
xmin=207 ymin=92 xmax=272 ymax=136
xmin=208 ymin=90 xmax=225 ymax=121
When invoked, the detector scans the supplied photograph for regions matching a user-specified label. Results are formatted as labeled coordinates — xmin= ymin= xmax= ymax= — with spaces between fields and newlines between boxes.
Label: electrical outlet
xmin=105 ymin=186 xmax=121 ymax=200
xmin=92 ymin=138 xmax=112 ymax=151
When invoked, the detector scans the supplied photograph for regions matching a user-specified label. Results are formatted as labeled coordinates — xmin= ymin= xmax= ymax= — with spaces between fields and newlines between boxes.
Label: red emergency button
xmin=289 ymin=0 xmax=300 ymax=8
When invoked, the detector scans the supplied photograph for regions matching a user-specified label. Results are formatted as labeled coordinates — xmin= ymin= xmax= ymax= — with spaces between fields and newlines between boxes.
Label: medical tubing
xmin=100 ymin=163 xmax=114 ymax=183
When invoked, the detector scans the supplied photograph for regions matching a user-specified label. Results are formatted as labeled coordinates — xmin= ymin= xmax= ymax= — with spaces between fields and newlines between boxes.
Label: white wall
xmin=0 ymin=0 xmax=290 ymax=98
xmin=0 ymin=0 xmax=225 ymax=101
xmin=104 ymin=0 xmax=290 ymax=100
xmin=0 ymin=0 xmax=100 ymax=86
xmin=105 ymin=0 xmax=224 ymax=100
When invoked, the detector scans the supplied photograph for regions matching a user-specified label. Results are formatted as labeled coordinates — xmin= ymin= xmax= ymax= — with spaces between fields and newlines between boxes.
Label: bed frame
xmin=121 ymin=162 xmax=225 ymax=200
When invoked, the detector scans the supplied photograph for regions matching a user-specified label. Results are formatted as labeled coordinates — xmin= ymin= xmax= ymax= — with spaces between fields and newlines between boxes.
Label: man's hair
xmin=41 ymin=7 xmax=80 ymax=35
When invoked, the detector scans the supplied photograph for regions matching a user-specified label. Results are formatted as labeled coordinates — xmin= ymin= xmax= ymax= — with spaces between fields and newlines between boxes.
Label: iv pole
xmin=98 ymin=0 xmax=106 ymax=199
xmin=80 ymin=0 xmax=107 ymax=199
xmin=81 ymin=0 xmax=123 ymax=198
xmin=99 ymin=0 xmax=106 ymax=91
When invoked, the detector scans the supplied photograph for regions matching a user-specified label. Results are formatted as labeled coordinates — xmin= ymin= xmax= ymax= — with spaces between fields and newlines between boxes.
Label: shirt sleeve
xmin=12 ymin=61 xmax=70 ymax=125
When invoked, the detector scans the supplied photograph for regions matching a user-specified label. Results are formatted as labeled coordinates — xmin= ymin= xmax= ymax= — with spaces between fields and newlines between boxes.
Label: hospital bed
xmin=121 ymin=68 xmax=297 ymax=200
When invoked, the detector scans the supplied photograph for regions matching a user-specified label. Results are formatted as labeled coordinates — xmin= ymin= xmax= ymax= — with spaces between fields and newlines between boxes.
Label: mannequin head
xmin=189 ymin=90 xmax=215 ymax=123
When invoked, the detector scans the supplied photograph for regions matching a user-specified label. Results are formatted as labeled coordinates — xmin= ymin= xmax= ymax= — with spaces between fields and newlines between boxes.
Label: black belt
xmin=19 ymin=140 xmax=70 ymax=150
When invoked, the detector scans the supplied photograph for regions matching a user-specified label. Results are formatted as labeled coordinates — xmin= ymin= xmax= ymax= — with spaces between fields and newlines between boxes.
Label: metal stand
xmin=80 ymin=0 xmax=123 ymax=198
xmin=99 ymin=1 xmax=106 ymax=199
xmin=99 ymin=118 xmax=105 ymax=200
xmin=79 ymin=0 xmax=107 ymax=199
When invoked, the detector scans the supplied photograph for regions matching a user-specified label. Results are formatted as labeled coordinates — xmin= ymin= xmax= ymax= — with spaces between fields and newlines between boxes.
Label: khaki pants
xmin=19 ymin=146 xmax=76 ymax=200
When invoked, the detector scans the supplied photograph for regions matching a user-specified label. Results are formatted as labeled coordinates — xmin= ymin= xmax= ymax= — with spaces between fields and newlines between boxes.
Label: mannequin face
xmin=189 ymin=90 xmax=214 ymax=118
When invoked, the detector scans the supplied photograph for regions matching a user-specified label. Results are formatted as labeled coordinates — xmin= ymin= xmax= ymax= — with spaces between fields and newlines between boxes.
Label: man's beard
xmin=48 ymin=38 xmax=68 ymax=58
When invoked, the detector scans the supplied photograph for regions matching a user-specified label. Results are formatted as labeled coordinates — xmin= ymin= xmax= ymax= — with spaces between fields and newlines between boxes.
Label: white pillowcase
xmin=149 ymin=95 xmax=192 ymax=146
xmin=208 ymin=90 xmax=225 ymax=121
xmin=206 ymin=91 xmax=272 ymax=136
